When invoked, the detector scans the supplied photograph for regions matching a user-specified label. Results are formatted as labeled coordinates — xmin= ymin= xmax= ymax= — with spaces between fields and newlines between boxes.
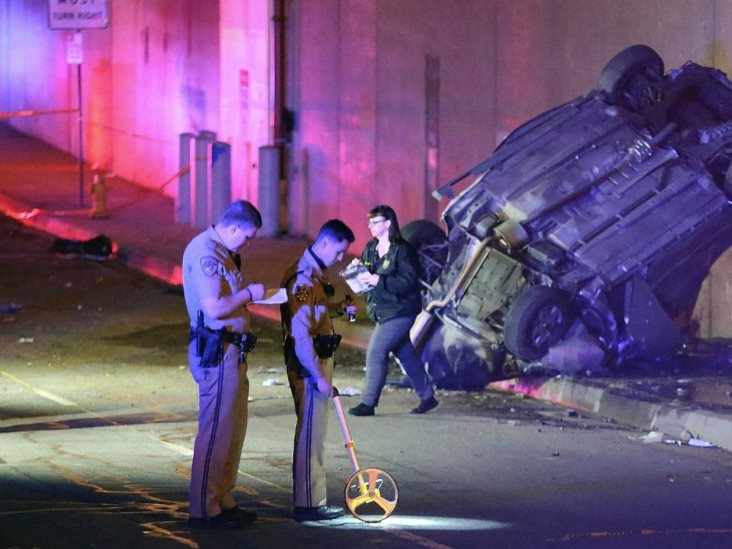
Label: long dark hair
xmin=368 ymin=204 xmax=404 ymax=244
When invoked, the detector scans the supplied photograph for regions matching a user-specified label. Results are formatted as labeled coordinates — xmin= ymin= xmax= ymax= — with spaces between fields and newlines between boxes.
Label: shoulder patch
xmin=200 ymin=256 xmax=222 ymax=277
xmin=295 ymin=285 xmax=312 ymax=304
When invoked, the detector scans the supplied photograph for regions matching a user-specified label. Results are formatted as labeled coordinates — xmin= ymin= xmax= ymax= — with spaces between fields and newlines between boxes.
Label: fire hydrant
xmin=90 ymin=169 xmax=109 ymax=219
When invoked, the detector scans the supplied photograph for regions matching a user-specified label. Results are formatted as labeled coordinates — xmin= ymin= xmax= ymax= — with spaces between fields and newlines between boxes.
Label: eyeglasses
xmin=368 ymin=218 xmax=387 ymax=226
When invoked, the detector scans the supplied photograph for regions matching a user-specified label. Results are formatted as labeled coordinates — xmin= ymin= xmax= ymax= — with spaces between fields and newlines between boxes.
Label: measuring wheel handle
xmin=331 ymin=388 xmax=399 ymax=522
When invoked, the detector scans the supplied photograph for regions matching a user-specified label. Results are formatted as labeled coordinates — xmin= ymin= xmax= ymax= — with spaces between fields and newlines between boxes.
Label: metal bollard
xmin=193 ymin=130 xmax=217 ymax=228
xmin=210 ymin=142 xmax=232 ymax=224
xmin=258 ymin=145 xmax=280 ymax=237
xmin=176 ymin=132 xmax=195 ymax=224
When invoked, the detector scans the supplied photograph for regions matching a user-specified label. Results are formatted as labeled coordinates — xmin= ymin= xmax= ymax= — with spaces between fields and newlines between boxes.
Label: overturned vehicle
xmin=405 ymin=45 xmax=732 ymax=389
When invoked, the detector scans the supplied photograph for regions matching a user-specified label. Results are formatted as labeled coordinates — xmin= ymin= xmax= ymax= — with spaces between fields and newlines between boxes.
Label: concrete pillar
xmin=176 ymin=132 xmax=195 ymax=224
xmin=258 ymin=145 xmax=280 ymax=237
xmin=210 ymin=141 xmax=231 ymax=224
xmin=193 ymin=130 xmax=216 ymax=228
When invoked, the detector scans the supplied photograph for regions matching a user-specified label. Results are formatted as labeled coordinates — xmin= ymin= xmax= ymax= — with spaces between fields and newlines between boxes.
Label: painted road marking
xmin=1 ymin=370 xmax=77 ymax=406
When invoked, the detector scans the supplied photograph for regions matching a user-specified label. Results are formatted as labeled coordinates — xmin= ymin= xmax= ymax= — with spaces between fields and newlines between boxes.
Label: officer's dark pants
xmin=188 ymin=342 xmax=249 ymax=518
xmin=287 ymin=356 xmax=333 ymax=508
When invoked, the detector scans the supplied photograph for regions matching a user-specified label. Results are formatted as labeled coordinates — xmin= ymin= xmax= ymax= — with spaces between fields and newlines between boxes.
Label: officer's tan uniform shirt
xmin=281 ymin=250 xmax=335 ymax=379
xmin=182 ymin=226 xmax=251 ymax=333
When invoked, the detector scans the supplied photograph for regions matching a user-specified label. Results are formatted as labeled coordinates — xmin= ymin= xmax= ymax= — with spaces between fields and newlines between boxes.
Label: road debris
xmin=0 ymin=303 xmax=21 ymax=315
xmin=49 ymin=234 xmax=113 ymax=260
xmin=262 ymin=378 xmax=284 ymax=386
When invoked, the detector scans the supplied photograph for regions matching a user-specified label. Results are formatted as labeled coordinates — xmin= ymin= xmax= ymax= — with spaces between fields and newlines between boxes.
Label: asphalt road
xmin=2 ymin=216 xmax=732 ymax=549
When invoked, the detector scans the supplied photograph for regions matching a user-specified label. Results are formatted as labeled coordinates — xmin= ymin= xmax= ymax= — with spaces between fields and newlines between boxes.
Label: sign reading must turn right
xmin=48 ymin=0 xmax=109 ymax=30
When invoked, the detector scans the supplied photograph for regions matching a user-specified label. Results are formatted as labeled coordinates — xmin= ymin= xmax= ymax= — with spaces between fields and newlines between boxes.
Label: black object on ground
xmin=50 ymin=235 xmax=113 ymax=260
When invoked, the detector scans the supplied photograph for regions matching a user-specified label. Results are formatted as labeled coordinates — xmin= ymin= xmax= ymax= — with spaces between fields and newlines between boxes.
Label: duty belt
xmin=190 ymin=317 xmax=257 ymax=367
xmin=223 ymin=331 xmax=246 ymax=345
xmin=188 ymin=327 xmax=246 ymax=345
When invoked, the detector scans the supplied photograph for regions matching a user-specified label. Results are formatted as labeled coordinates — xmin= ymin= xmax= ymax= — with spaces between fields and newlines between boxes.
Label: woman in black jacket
xmin=348 ymin=205 xmax=438 ymax=416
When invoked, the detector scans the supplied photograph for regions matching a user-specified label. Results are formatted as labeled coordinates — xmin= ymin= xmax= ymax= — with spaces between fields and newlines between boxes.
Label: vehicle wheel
xmin=401 ymin=220 xmax=448 ymax=283
xmin=723 ymin=162 xmax=732 ymax=199
xmin=597 ymin=44 xmax=664 ymax=111
xmin=504 ymin=286 xmax=573 ymax=362
xmin=401 ymin=219 xmax=446 ymax=248
xmin=416 ymin=318 xmax=496 ymax=389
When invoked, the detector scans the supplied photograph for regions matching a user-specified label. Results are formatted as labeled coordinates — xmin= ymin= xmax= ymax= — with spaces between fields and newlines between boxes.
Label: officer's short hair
xmin=219 ymin=200 xmax=262 ymax=228
xmin=316 ymin=219 xmax=355 ymax=244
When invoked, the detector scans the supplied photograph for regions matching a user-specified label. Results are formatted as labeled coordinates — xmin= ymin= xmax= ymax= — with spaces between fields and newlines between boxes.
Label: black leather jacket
xmin=361 ymin=239 xmax=422 ymax=323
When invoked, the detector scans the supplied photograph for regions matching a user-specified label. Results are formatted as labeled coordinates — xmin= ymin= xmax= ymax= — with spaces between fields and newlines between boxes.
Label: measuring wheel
xmin=332 ymin=389 xmax=399 ymax=522
xmin=344 ymin=466 xmax=399 ymax=522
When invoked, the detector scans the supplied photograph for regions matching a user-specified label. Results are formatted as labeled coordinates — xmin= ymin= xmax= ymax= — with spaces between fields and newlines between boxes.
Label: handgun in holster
xmin=313 ymin=333 xmax=342 ymax=358
xmin=194 ymin=311 xmax=225 ymax=368
xmin=236 ymin=332 xmax=257 ymax=363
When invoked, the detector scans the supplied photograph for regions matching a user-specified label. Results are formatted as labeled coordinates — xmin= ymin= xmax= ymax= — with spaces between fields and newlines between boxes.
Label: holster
xmin=191 ymin=311 xmax=256 ymax=367
xmin=196 ymin=327 xmax=225 ymax=368
xmin=234 ymin=332 xmax=257 ymax=353
xmin=313 ymin=333 xmax=342 ymax=358
xmin=283 ymin=333 xmax=340 ymax=379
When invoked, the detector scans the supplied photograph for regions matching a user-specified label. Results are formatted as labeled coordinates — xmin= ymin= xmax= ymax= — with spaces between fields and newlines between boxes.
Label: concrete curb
xmin=116 ymin=244 xmax=183 ymax=286
xmin=0 ymin=192 xmax=182 ymax=285
xmin=0 ymin=194 xmax=100 ymax=242
xmin=491 ymin=377 xmax=732 ymax=453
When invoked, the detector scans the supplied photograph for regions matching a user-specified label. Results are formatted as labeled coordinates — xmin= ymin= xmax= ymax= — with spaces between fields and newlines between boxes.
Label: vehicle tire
xmin=504 ymin=286 xmax=573 ymax=362
xmin=416 ymin=319 xmax=496 ymax=390
xmin=401 ymin=219 xmax=448 ymax=283
xmin=597 ymin=44 xmax=664 ymax=111
xmin=723 ymin=162 xmax=732 ymax=199
xmin=401 ymin=219 xmax=446 ymax=248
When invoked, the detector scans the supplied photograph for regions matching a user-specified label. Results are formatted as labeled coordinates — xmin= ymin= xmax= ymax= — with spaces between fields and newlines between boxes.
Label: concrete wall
xmin=288 ymin=0 xmax=497 ymax=239
xmin=0 ymin=0 xmax=269 ymax=208
xmin=0 ymin=1 xmax=75 ymax=151
xmin=219 ymin=0 xmax=271 ymax=206
xmin=493 ymin=0 xmax=721 ymax=135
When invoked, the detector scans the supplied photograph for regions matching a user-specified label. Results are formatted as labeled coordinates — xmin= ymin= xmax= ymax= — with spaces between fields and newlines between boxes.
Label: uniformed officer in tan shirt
xmin=280 ymin=219 xmax=355 ymax=521
xmin=182 ymin=200 xmax=265 ymax=529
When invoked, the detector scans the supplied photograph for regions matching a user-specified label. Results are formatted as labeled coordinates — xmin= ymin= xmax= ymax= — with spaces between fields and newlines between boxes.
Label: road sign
xmin=66 ymin=32 xmax=83 ymax=65
xmin=48 ymin=0 xmax=109 ymax=30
